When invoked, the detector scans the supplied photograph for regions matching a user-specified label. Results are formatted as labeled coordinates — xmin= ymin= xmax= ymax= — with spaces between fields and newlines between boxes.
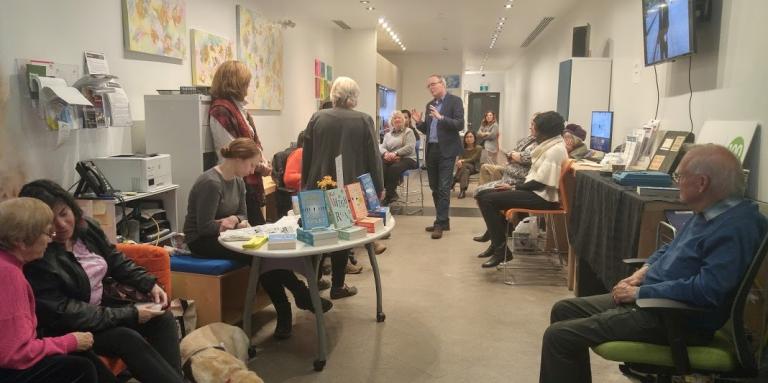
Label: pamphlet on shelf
xmin=84 ymin=51 xmax=110 ymax=75
xmin=105 ymin=88 xmax=132 ymax=127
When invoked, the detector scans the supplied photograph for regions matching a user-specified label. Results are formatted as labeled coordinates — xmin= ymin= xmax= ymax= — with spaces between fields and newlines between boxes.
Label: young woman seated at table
xmin=474 ymin=111 xmax=568 ymax=268
xmin=0 ymin=198 xmax=98 ymax=383
xmin=18 ymin=180 xmax=184 ymax=383
xmin=184 ymin=138 xmax=332 ymax=340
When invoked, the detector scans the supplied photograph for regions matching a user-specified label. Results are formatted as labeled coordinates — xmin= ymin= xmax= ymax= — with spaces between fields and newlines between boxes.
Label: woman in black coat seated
xmin=474 ymin=111 xmax=569 ymax=268
xmin=19 ymin=180 xmax=184 ymax=383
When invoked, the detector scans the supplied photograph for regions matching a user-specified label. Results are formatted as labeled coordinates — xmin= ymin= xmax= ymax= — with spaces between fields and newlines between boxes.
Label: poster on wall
xmin=122 ymin=0 xmax=187 ymax=59
xmin=191 ymin=29 xmax=234 ymax=85
xmin=325 ymin=65 xmax=333 ymax=82
xmin=236 ymin=5 xmax=284 ymax=110
xmin=444 ymin=74 xmax=460 ymax=89
xmin=314 ymin=59 xmax=321 ymax=77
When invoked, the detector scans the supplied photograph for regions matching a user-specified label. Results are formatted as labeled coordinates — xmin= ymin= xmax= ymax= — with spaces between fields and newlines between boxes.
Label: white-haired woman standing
xmin=302 ymin=76 xmax=384 ymax=300
xmin=379 ymin=110 xmax=417 ymax=205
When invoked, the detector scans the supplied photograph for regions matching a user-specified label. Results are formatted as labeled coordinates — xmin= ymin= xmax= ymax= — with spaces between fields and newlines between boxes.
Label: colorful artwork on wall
xmin=314 ymin=58 xmax=333 ymax=101
xmin=191 ymin=29 xmax=234 ymax=86
xmin=445 ymin=74 xmax=461 ymax=89
xmin=122 ymin=0 xmax=187 ymax=59
xmin=236 ymin=5 xmax=284 ymax=110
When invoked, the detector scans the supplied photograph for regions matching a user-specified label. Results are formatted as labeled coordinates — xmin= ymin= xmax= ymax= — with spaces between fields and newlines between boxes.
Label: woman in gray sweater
xmin=379 ymin=111 xmax=417 ymax=205
xmin=184 ymin=138 xmax=331 ymax=340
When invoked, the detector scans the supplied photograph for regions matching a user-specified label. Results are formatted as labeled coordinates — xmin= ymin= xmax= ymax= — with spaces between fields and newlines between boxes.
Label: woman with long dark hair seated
xmin=18 ymin=180 xmax=184 ymax=383
xmin=475 ymin=111 xmax=568 ymax=268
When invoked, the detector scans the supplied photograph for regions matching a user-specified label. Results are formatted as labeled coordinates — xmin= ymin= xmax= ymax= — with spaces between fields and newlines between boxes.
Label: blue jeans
xmin=426 ymin=143 xmax=456 ymax=228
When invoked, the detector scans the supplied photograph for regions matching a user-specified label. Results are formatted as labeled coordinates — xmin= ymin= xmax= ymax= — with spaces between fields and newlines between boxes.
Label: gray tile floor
xmin=247 ymin=177 xmax=628 ymax=382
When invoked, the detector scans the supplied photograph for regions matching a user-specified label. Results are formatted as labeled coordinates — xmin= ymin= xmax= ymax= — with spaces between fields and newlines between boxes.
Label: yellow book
xmin=242 ymin=235 xmax=268 ymax=249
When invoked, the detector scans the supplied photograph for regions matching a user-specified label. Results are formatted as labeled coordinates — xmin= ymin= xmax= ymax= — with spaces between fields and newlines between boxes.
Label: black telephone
xmin=75 ymin=160 xmax=116 ymax=197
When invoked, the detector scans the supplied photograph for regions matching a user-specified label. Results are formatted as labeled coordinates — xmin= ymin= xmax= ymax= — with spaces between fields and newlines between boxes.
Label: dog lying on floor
xmin=180 ymin=323 xmax=264 ymax=383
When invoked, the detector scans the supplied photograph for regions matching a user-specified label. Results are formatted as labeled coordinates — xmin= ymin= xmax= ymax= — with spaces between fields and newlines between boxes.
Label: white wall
xmin=0 ymin=0 xmax=357 ymax=191
xmin=376 ymin=53 xmax=399 ymax=91
xmin=503 ymin=0 xmax=768 ymax=200
xmin=333 ymin=29 xmax=377 ymax=119
xmin=383 ymin=52 xmax=462 ymax=112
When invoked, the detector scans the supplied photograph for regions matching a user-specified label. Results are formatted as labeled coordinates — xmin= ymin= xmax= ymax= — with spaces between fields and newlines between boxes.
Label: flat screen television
xmin=642 ymin=0 xmax=695 ymax=66
xmin=590 ymin=111 xmax=613 ymax=152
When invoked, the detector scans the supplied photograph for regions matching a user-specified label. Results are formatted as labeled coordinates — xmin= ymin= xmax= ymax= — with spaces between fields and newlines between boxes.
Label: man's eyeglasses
xmin=672 ymin=172 xmax=693 ymax=183
xmin=426 ymin=81 xmax=442 ymax=88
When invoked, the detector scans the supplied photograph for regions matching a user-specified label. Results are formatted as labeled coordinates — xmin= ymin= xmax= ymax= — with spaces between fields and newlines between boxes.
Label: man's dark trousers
xmin=426 ymin=142 xmax=455 ymax=229
xmin=539 ymin=293 xmax=711 ymax=383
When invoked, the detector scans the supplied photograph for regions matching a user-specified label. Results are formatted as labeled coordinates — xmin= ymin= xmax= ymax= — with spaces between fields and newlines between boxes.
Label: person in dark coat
xmin=301 ymin=76 xmax=384 ymax=300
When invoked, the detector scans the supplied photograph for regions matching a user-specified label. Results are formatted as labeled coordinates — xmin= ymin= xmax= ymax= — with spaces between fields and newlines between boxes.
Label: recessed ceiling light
xmin=505 ymin=4 xmax=512 ymax=8
xmin=365 ymin=6 xmax=375 ymax=11
xmin=378 ymin=17 xmax=385 ymax=24
xmin=360 ymin=0 xmax=370 ymax=3
xmin=500 ymin=17 xmax=507 ymax=21
xmin=382 ymin=21 xmax=388 ymax=28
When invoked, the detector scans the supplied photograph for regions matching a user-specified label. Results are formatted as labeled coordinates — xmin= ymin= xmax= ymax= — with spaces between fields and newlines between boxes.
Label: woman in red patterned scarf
xmin=209 ymin=60 xmax=272 ymax=226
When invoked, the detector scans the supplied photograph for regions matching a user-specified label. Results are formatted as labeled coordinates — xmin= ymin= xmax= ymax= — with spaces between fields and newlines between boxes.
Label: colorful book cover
xmin=357 ymin=173 xmax=380 ymax=210
xmin=298 ymin=190 xmax=330 ymax=230
xmin=355 ymin=217 xmax=383 ymax=233
xmin=367 ymin=206 xmax=391 ymax=226
xmin=325 ymin=188 xmax=355 ymax=229
xmin=344 ymin=183 xmax=369 ymax=221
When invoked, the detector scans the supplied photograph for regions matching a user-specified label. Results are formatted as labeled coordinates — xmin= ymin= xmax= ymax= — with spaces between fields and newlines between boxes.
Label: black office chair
xmin=592 ymin=232 xmax=768 ymax=382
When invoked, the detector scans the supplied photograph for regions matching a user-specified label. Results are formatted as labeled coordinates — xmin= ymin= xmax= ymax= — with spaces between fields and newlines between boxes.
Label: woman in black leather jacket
xmin=19 ymin=180 xmax=183 ymax=383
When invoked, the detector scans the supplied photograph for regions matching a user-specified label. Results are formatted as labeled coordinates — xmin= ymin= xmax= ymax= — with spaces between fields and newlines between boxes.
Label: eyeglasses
xmin=426 ymin=81 xmax=442 ymax=88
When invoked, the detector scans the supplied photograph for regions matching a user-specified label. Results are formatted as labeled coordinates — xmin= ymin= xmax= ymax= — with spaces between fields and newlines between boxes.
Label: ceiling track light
xmin=379 ymin=17 xmax=406 ymax=52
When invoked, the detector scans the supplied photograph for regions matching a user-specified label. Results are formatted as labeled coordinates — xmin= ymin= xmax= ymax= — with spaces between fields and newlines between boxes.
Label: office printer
xmin=90 ymin=154 xmax=172 ymax=192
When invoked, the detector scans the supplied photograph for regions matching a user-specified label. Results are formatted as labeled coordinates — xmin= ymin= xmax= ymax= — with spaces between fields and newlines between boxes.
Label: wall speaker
xmin=572 ymin=24 xmax=590 ymax=57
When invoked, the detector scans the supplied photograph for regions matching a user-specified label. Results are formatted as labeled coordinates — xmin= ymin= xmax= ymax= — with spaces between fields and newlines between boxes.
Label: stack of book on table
xmin=636 ymin=186 xmax=680 ymax=199
xmin=294 ymin=173 xmax=387 ymax=246
xmin=267 ymin=233 xmax=297 ymax=250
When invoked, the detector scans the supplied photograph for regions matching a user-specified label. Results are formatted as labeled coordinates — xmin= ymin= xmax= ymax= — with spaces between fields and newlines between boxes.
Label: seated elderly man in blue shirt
xmin=539 ymin=144 xmax=767 ymax=383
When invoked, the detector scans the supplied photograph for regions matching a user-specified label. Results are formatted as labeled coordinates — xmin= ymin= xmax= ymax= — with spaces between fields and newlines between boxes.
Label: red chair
xmin=501 ymin=159 xmax=574 ymax=285
xmin=100 ymin=243 xmax=171 ymax=375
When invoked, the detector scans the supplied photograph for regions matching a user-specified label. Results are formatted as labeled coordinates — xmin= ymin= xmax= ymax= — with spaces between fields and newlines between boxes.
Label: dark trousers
xmin=0 ymin=355 xmax=99 ymax=383
xmin=476 ymin=189 xmax=557 ymax=247
xmin=188 ymin=236 xmax=310 ymax=306
xmin=245 ymin=183 xmax=266 ymax=226
xmin=317 ymin=251 xmax=349 ymax=288
xmin=426 ymin=143 xmax=456 ymax=228
xmin=453 ymin=162 xmax=477 ymax=191
xmin=382 ymin=157 xmax=417 ymax=197
xmin=92 ymin=311 xmax=183 ymax=383
xmin=539 ymin=293 xmax=712 ymax=383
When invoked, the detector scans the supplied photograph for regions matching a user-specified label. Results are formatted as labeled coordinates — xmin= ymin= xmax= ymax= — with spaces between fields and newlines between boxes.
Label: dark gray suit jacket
xmin=416 ymin=93 xmax=465 ymax=158
xmin=301 ymin=107 xmax=384 ymax=193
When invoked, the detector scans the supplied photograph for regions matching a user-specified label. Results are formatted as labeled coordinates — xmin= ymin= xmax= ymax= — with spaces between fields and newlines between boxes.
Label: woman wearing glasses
xmin=18 ymin=180 xmax=184 ymax=383
xmin=0 ymin=197 xmax=99 ymax=383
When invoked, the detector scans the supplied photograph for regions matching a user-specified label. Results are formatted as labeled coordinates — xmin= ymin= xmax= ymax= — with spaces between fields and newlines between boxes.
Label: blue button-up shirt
xmin=427 ymin=96 xmax=445 ymax=144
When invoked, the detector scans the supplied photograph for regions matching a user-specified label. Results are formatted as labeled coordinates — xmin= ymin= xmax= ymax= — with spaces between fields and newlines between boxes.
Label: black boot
xmin=294 ymin=286 xmax=333 ymax=313
xmin=482 ymin=245 xmax=512 ymax=268
xmin=273 ymin=302 xmax=292 ymax=339
xmin=473 ymin=231 xmax=490 ymax=243
xmin=477 ymin=244 xmax=495 ymax=258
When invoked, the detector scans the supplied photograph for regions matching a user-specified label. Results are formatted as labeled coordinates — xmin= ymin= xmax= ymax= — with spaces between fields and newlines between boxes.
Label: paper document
xmin=105 ymin=88 xmax=132 ymax=127
xmin=84 ymin=51 xmax=110 ymax=75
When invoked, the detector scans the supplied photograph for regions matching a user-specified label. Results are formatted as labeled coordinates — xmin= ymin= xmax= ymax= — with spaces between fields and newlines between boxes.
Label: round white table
xmin=219 ymin=217 xmax=395 ymax=371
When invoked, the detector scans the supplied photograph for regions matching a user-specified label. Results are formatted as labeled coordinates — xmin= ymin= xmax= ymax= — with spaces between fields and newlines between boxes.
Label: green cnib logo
xmin=728 ymin=137 xmax=745 ymax=160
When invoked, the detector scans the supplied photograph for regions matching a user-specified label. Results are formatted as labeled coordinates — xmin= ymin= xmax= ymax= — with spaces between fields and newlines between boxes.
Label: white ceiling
xmin=282 ymin=0 xmax=580 ymax=71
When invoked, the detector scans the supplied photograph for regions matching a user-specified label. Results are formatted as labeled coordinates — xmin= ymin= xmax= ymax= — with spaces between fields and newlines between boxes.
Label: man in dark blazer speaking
xmin=412 ymin=74 xmax=465 ymax=239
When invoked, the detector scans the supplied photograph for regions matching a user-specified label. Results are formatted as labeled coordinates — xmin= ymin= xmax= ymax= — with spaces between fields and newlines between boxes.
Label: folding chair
xmin=499 ymin=159 xmax=574 ymax=285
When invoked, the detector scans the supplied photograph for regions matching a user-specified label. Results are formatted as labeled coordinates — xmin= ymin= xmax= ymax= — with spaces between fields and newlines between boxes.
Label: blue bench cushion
xmin=170 ymin=255 xmax=247 ymax=275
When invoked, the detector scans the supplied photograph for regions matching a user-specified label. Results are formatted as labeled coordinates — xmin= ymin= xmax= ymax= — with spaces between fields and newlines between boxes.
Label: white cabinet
xmin=144 ymin=95 xmax=216 ymax=227
xmin=556 ymin=58 xmax=612 ymax=148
